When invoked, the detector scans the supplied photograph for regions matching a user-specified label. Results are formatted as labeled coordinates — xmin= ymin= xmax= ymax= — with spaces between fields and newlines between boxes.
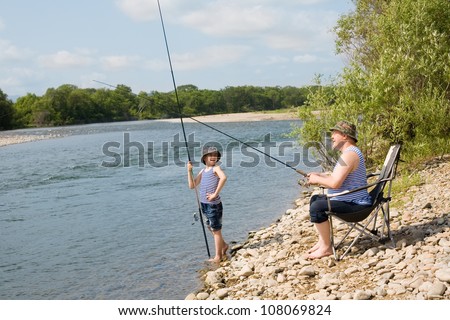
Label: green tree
xmin=222 ymin=86 xmax=263 ymax=112
xmin=91 ymin=88 xmax=116 ymax=122
xmin=67 ymin=89 xmax=96 ymax=124
xmin=262 ymin=86 xmax=282 ymax=110
xmin=41 ymin=84 xmax=78 ymax=125
xmin=202 ymin=90 xmax=226 ymax=115
xmin=281 ymin=86 xmax=308 ymax=108
xmin=296 ymin=0 xmax=450 ymax=166
xmin=177 ymin=84 xmax=198 ymax=92
xmin=0 ymin=89 xmax=14 ymax=130
xmin=12 ymin=93 xmax=40 ymax=127
xmin=110 ymin=84 xmax=137 ymax=121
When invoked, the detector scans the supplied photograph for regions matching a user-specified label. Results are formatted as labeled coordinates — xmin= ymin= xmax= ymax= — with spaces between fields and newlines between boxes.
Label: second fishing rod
xmin=157 ymin=0 xmax=212 ymax=259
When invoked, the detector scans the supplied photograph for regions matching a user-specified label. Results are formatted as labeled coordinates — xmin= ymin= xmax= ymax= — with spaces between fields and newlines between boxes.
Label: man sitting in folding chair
xmin=305 ymin=120 xmax=372 ymax=259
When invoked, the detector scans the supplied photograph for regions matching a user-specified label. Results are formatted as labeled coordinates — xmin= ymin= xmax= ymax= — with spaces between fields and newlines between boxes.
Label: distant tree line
xmin=0 ymin=84 xmax=313 ymax=130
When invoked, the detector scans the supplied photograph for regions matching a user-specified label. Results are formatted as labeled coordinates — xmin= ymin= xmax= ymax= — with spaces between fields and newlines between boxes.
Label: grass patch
xmin=256 ymin=107 xmax=298 ymax=114
xmin=390 ymin=171 xmax=424 ymax=207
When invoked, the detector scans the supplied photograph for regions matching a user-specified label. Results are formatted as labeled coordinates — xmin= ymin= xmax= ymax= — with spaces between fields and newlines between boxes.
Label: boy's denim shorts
xmin=201 ymin=202 xmax=223 ymax=231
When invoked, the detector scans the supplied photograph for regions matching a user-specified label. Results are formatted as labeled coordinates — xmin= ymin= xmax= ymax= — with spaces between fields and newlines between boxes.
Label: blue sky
xmin=0 ymin=0 xmax=354 ymax=98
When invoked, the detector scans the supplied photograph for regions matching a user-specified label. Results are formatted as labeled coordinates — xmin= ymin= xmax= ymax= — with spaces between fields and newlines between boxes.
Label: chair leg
xmin=339 ymin=214 xmax=378 ymax=259
xmin=329 ymin=212 xmax=381 ymax=260
xmin=381 ymin=203 xmax=396 ymax=248
xmin=371 ymin=211 xmax=379 ymax=234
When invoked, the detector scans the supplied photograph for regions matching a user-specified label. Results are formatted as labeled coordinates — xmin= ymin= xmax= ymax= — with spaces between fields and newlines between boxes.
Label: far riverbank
xmin=0 ymin=111 xmax=298 ymax=147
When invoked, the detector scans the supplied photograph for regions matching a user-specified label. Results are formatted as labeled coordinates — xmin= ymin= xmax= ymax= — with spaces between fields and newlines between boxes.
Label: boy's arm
xmin=208 ymin=166 xmax=227 ymax=200
xmin=187 ymin=161 xmax=202 ymax=189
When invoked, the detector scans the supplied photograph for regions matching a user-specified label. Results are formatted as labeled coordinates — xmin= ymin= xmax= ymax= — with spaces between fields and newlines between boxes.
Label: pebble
xmin=0 ymin=133 xmax=61 ymax=147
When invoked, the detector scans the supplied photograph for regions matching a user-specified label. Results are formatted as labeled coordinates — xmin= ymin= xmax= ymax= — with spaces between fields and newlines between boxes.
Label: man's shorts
xmin=201 ymin=202 xmax=223 ymax=231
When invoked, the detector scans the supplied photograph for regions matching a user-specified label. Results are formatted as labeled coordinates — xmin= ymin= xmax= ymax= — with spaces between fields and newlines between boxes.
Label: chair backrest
xmin=379 ymin=144 xmax=401 ymax=180
xmin=369 ymin=144 xmax=402 ymax=203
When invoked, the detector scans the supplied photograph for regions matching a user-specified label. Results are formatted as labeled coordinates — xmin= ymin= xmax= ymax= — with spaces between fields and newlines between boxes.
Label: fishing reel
xmin=192 ymin=212 xmax=199 ymax=225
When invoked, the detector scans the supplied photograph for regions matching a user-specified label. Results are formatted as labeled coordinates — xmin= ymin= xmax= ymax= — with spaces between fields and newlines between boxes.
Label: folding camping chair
xmin=326 ymin=144 xmax=402 ymax=260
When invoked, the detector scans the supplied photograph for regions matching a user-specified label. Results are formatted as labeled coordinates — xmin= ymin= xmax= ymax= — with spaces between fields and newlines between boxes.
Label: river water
xmin=0 ymin=119 xmax=314 ymax=299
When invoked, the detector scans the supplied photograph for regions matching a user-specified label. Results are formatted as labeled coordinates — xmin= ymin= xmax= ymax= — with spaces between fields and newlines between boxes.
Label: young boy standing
xmin=187 ymin=146 xmax=228 ymax=263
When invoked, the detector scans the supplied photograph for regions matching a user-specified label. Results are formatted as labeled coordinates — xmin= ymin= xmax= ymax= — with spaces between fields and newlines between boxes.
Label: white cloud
xmin=293 ymin=54 xmax=318 ymax=63
xmin=11 ymin=67 xmax=36 ymax=78
xmin=0 ymin=67 xmax=40 ymax=95
xmin=115 ymin=0 xmax=158 ymax=22
xmin=38 ymin=50 xmax=93 ymax=69
xmin=80 ymin=72 xmax=107 ymax=89
xmin=117 ymin=0 xmax=341 ymax=55
xmin=0 ymin=76 xmax=20 ymax=87
xmin=240 ymin=0 xmax=326 ymax=4
xmin=262 ymin=9 xmax=338 ymax=53
xmin=143 ymin=58 xmax=166 ymax=71
xmin=115 ymin=0 xmax=185 ymax=22
xmin=142 ymin=45 xmax=249 ymax=72
xmin=0 ymin=39 xmax=31 ymax=61
xmin=175 ymin=2 xmax=340 ymax=56
xmin=100 ymin=55 xmax=141 ymax=69
xmin=170 ymin=45 xmax=250 ymax=71
xmin=181 ymin=3 xmax=277 ymax=36
xmin=261 ymin=55 xmax=290 ymax=65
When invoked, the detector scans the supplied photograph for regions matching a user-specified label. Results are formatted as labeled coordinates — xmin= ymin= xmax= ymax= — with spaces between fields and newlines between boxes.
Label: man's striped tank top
xmin=328 ymin=146 xmax=372 ymax=205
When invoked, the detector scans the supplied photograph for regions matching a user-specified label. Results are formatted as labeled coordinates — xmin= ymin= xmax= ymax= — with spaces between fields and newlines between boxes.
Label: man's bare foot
xmin=306 ymin=248 xmax=333 ymax=260
xmin=307 ymin=243 xmax=320 ymax=254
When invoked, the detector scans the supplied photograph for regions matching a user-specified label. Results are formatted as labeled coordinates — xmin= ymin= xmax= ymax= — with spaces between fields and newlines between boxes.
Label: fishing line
xmin=157 ymin=0 xmax=211 ymax=259
xmin=93 ymin=80 xmax=308 ymax=178
xmin=183 ymin=114 xmax=308 ymax=176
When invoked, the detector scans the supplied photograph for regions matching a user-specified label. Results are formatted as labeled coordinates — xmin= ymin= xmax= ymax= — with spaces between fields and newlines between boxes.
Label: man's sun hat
xmin=201 ymin=146 xmax=221 ymax=164
xmin=330 ymin=120 xmax=358 ymax=142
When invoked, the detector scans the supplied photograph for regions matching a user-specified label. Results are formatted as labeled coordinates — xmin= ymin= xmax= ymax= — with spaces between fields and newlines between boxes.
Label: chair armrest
xmin=325 ymin=178 xmax=391 ymax=199
xmin=366 ymin=171 xmax=381 ymax=178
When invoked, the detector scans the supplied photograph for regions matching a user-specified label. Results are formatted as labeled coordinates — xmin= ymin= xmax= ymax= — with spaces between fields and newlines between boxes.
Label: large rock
xmin=435 ymin=269 xmax=450 ymax=283
xmin=238 ymin=265 xmax=254 ymax=277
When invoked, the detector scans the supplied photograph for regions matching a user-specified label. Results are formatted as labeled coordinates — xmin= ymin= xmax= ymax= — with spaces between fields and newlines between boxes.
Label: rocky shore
xmin=187 ymin=157 xmax=450 ymax=300
xmin=0 ymin=133 xmax=60 ymax=147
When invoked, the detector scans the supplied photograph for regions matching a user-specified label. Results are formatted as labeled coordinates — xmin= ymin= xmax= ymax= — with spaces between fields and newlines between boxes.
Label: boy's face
xmin=205 ymin=152 xmax=219 ymax=165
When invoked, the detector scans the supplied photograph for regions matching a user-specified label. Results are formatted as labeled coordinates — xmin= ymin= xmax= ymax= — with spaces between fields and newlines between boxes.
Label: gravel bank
xmin=188 ymin=157 xmax=450 ymax=300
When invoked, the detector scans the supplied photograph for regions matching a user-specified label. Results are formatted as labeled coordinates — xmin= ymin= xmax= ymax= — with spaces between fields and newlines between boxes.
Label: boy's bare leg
xmin=209 ymin=229 xmax=225 ymax=263
xmin=222 ymin=241 xmax=229 ymax=256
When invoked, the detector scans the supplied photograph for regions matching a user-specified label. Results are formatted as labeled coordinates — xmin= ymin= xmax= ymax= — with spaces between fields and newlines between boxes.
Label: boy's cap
xmin=201 ymin=146 xmax=221 ymax=164
xmin=330 ymin=120 xmax=358 ymax=142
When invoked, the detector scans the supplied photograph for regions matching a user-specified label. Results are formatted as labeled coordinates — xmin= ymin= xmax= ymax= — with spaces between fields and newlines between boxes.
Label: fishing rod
xmin=157 ymin=0 xmax=211 ymax=259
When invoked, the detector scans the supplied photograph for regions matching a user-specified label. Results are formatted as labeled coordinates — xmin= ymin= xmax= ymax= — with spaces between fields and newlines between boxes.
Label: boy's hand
xmin=187 ymin=161 xmax=193 ymax=172
xmin=206 ymin=192 xmax=217 ymax=201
